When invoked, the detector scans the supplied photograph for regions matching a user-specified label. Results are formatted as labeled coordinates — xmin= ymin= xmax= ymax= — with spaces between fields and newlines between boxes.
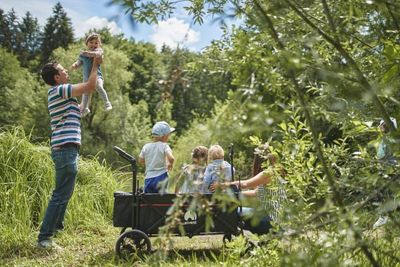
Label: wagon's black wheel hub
xmin=115 ymin=229 xmax=151 ymax=258
xmin=222 ymin=234 xmax=232 ymax=244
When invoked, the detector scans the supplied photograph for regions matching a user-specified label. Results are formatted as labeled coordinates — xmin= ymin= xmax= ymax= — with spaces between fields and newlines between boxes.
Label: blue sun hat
xmin=152 ymin=121 xmax=175 ymax=136
xmin=379 ymin=117 xmax=397 ymax=129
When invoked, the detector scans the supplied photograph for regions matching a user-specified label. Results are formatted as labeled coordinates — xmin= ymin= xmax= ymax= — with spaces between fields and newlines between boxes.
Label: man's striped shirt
xmin=48 ymin=84 xmax=81 ymax=148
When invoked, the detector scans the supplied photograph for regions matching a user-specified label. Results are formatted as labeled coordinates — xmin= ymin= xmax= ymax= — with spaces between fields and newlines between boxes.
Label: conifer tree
xmin=1 ymin=9 xmax=20 ymax=53
xmin=19 ymin=12 xmax=41 ymax=67
xmin=40 ymin=2 xmax=74 ymax=64
xmin=0 ymin=9 xmax=9 ymax=49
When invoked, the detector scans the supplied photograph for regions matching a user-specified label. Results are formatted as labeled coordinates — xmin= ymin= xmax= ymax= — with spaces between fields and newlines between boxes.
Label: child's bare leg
xmin=96 ymin=78 xmax=112 ymax=111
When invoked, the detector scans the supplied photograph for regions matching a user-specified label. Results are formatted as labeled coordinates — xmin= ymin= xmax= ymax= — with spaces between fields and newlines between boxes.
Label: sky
xmin=1 ymin=0 xmax=237 ymax=51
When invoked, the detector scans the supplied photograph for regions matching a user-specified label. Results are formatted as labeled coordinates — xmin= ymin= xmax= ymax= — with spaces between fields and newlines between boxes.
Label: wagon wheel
xmin=119 ymin=227 xmax=128 ymax=235
xmin=115 ymin=229 xmax=151 ymax=258
xmin=222 ymin=234 xmax=232 ymax=245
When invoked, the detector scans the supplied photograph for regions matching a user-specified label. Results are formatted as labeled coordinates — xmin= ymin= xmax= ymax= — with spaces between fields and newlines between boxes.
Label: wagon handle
xmin=228 ymin=143 xmax=234 ymax=182
xmin=229 ymin=143 xmax=244 ymax=235
xmin=228 ymin=144 xmax=239 ymax=192
xmin=113 ymin=146 xmax=136 ymax=165
xmin=113 ymin=146 xmax=138 ymax=196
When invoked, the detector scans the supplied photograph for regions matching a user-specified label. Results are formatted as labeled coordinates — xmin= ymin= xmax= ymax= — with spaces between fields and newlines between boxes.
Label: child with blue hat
xmin=139 ymin=121 xmax=175 ymax=193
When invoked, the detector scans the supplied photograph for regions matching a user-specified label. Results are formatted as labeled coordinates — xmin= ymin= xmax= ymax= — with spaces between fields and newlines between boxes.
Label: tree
xmin=109 ymin=1 xmax=400 ymax=265
xmin=114 ymin=38 xmax=164 ymax=122
xmin=159 ymin=47 xmax=192 ymax=133
xmin=1 ymin=9 xmax=21 ymax=53
xmin=40 ymin=2 xmax=74 ymax=64
xmin=0 ymin=9 xmax=10 ymax=49
xmin=0 ymin=48 xmax=47 ymax=138
xmin=18 ymin=12 xmax=41 ymax=67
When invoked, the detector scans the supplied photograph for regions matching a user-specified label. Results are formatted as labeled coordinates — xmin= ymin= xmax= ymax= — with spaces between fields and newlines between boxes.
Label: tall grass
xmin=0 ymin=127 xmax=124 ymax=256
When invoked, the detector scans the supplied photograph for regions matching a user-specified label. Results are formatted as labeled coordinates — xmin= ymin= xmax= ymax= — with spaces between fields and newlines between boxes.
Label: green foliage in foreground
xmin=1 ymin=127 xmax=400 ymax=266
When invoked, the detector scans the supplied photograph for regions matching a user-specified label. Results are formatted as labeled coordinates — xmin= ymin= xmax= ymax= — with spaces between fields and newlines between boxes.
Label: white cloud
xmin=2 ymin=0 xmax=123 ymax=39
xmin=73 ymin=16 xmax=122 ymax=38
xmin=150 ymin=18 xmax=200 ymax=50
xmin=1 ymin=0 xmax=53 ymax=25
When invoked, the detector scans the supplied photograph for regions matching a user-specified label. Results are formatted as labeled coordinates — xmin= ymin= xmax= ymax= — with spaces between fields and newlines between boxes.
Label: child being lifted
xmin=71 ymin=33 xmax=112 ymax=116
xmin=139 ymin=121 xmax=175 ymax=193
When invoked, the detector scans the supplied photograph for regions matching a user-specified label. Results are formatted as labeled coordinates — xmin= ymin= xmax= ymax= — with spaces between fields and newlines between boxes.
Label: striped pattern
xmin=257 ymin=177 xmax=287 ymax=223
xmin=48 ymin=84 xmax=81 ymax=148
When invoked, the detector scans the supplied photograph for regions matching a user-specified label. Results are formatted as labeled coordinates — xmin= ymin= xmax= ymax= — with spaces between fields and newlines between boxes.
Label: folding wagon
xmin=112 ymin=146 xmax=242 ymax=257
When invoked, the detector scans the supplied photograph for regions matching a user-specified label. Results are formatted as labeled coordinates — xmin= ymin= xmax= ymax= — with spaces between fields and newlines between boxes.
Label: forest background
xmin=1 ymin=0 xmax=400 ymax=266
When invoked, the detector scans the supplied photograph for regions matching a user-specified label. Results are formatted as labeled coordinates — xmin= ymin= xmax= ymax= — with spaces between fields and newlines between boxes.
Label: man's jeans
xmin=38 ymin=146 xmax=79 ymax=242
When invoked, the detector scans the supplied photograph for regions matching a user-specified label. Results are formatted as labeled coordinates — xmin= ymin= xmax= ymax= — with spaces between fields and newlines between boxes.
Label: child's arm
xmin=138 ymin=156 xmax=145 ymax=165
xmin=166 ymin=151 xmax=174 ymax=171
xmin=138 ymin=146 xmax=145 ymax=165
xmin=70 ymin=59 xmax=82 ymax=70
xmin=80 ymin=48 xmax=103 ymax=58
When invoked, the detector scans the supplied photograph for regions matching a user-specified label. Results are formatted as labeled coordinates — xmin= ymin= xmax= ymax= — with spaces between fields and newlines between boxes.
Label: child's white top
xmin=139 ymin=141 xmax=172 ymax=179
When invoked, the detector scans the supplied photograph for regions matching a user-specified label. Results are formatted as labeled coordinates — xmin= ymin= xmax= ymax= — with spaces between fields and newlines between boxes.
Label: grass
xmin=0 ymin=225 xmax=230 ymax=266
xmin=1 ymin=223 xmax=118 ymax=266
xmin=0 ymin=128 xmax=230 ymax=266
xmin=0 ymin=128 xmax=121 ymax=264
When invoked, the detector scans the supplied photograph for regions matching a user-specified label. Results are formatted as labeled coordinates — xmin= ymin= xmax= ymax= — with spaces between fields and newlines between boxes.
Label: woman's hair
xmin=208 ymin=145 xmax=224 ymax=161
xmin=192 ymin=146 xmax=208 ymax=164
xmin=252 ymin=143 xmax=280 ymax=176
xmin=85 ymin=33 xmax=102 ymax=45
xmin=252 ymin=153 xmax=264 ymax=176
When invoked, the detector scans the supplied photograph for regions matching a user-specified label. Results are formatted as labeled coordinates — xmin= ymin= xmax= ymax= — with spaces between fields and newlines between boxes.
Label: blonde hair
xmin=208 ymin=145 xmax=224 ymax=161
xmin=85 ymin=33 xmax=101 ymax=45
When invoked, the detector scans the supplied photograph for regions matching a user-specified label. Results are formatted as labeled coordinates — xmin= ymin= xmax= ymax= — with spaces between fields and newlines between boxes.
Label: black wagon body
xmin=112 ymin=146 xmax=241 ymax=257
xmin=113 ymin=192 xmax=238 ymax=236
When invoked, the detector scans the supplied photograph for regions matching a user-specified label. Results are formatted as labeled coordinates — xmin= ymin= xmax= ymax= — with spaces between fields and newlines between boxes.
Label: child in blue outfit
xmin=139 ymin=121 xmax=175 ymax=193
xmin=71 ymin=33 xmax=112 ymax=116
xmin=203 ymin=145 xmax=234 ymax=193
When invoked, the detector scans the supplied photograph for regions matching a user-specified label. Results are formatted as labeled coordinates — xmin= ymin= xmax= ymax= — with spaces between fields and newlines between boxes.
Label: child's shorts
xmin=144 ymin=172 xmax=168 ymax=193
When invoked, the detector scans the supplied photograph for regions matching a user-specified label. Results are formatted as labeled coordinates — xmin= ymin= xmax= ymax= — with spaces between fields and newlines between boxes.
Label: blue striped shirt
xmin=47 ymin=84 xmax=81 ymax=148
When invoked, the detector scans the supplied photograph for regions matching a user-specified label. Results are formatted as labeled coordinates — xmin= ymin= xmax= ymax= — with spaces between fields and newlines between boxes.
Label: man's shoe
xmin=36 ymin=239 xmax=62 ymax=250
xmin=373 ymin=216 xmax=388 ymax=229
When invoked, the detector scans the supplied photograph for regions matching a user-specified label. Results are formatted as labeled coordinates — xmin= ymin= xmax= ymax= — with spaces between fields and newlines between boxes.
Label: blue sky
xmin=2 ymin=0 xmax=237 ymax=51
